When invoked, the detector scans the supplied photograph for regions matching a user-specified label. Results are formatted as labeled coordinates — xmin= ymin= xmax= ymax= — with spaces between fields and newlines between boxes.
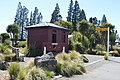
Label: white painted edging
xmin=85 ymin=59 xmax=104 ymax=67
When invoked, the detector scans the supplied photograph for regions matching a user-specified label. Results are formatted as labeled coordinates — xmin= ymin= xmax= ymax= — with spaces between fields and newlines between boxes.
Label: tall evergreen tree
xmin=101 ymin=14 xmax=107 ymax=25
xmin=72 ymin=0 xmax=81 ymax=31
xmin=14 ymin=2 xmax=29 ymax=40
xmin=30 ymin=11 xmax=33 ymax=25
xmin=79 ymin=9 xmax=87 ymax=20
xmin=14 ymin=2 xmax=22 ymax=25
xmin=32 ymin=7 xmax=38 ymax=25
xmin=37 ymin=12 xmax=43 ymax=24
xmin=67 ymin=0 xmax=73 ymax=22
xmin=50 ymin=3 xmax=62 ymax=23
xmin=30 ymin=7 xmax=43 ymax=25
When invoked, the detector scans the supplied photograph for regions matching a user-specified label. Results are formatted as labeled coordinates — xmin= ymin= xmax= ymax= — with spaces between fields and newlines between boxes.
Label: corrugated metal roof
xmin=26 ymin=22 xmax=69 ymax=30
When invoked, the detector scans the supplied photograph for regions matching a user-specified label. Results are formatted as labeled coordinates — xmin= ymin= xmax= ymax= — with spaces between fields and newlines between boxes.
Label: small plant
xmin=16 ymin=67 xmax=27 ymax=80
xmin=4 ymin=54 xmax=15 ymax=61
xmin=55 ymin=51 xmax=86 ymax=77
xmin=44 ymin=70 xmax=55 ymax=79
xmin=28 ymin=67 xmax=48 ymax=80
xmin=69 ymin=50 xmax=81 ymax=60
xmin=96 ymin=44 xmax=106 ymax=51
xmin=0 ymin=44 xmax=7 ymax=53
xmin=96 ymin=51 xmax=106 ymax=55
xmin=104 ymin=54 xmax=108 ymax=60
xmin=8 ymin=62 xmax=21 ymax=80
xmin=0 ymin=54 xmax=5 ymax=62
xmin=109 ymin=50 xmax=119 ymax=56
xmin=55 ymin=53 xmax=70 ymax=61
xmin=17 ymin=41 xmax=27 ymax=48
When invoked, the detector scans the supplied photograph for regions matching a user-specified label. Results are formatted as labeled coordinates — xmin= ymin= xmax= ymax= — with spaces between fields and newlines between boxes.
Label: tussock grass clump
xmin=0 ymin=54 xmax=5 ymax=62
xmin=8 ymin=62 xmax=21 ymax=80
xmin=55 ymin=51 xmax=86 ymax=77
xmin=28 ymin=67 xmax=48 ymax=80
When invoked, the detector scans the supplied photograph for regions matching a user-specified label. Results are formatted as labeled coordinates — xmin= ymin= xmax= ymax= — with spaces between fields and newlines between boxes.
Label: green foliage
xmin=0 ymin=44 xmax=7 ymax=53
xmin=28 ymin=67 xmax=48 ymax=80
xmin=104 ymin=54 xmax=108 ymax=60
xmin=96 ymin=44 xmax=106 ymax=51
xmin=96 ymin=51 xmax=106 ymax=55
xmin=16 ymin=67 xmax=27 ymax=80
xmin=50 ymin=3 xmax=62 ymax=23
xmin=4 ymin=54 xmax=15 ymax=61
xmin=32 ymin=7 xmax=43 ymax=25
xmin=55 ymin=20 xmax=73 ymax=34
xmin=55 ymin=51 xmax=86 ymax=77
xmin=69 ymin=32 xmax=89 ymax=53
xmin=84 ymin=36 xmax=90 ymax=48
xmin=6 ymin=23 xmax=19 ymax=46
xmin=0 ymin=33 xmax=10 ymax=44
xmin=75 ymin=42 xmax=85 ymax=53
xmin=17 ymin=41 xmax=27 ymax=48
xmin=0 ymin=54 xmax=5 ymax=62
xmin=101 ymin=14 xmax=107 ymax=25
xmin=67 ymin=0 xmax=73 ymax=22
xmin=26 ymin=43 xmax=41 ymax=57
xmin=0 ymin=44 xmax=12 ymax=55
xmin=44 ymin=70 xmax=55 ymax=79
xmin=14 ymin=2 xmax=29 ymax=40
xmin=8 ymin=62 xmax=21 ymax=80
xmin=72 ymin=0 xmax=81 ymax=31
xmin=109 ymin=50 xmax=119 ymax=56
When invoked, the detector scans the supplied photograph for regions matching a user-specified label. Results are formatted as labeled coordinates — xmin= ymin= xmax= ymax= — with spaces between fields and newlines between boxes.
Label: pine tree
xmin=30 ymin=11 xmax=33 ymax=25
xmin=33 ymin=7 xmax=38 ymax=25
xmin=79 ymin=9 xmax=87 ymax=20
xmin=30 ymin=8 xmax=43 ymax=25
xmin=50 ymin=3 xmax=62 ymax=23
xmin=37 ymin=12 xmax=43 ymax=24
xmin=14 ymin=2 xmax=22 ymax=25
xmin=101 ymin=14 xmax=107 ymax=25
xmin=67 ymin=0 xmax=73 ymax=22
xmin=14 ymin=2 xmax=29 ymax=40
xmin=72 ymin=0 xmax=81 ymax=31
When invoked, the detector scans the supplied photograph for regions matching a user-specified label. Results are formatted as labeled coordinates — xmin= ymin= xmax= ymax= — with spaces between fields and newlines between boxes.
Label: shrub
xmin=0 ymin=44 xmax=7 ymax=53
xmin=26 ymin=60 xmax=35 ymax=69
xmin=104 ymin=54 xmax=108 ymax=60
xmin=26 ymin=43 xmax=41 ymax=57
xmin=17 ymin=41 xmax=27 ymax=48
xmin=55 ymin=53 xmax=70 ymax=61
xmin=69 ymin=50 xmax=81 ymax=60
xmin=28 ymin=67 xmax=48 ymax=80
xmin=16 ymin=67 xmax=27 ymax=80
xmin=19 ymin=47 xmax=28 ymax=54
xmin=75 ymin=42 xmax=85 ymax=53
xmin=113 ymin=46 xmax=120 ymax=55
xmin=8 ymin=62 xmax=21 ymax=80
xmin=44 ymin=70 xmax=55 ymax=79
xmin=109 ymin=50 xmax=119 ymax=56
xmin=4 ymin=54 xmax=15 ymax=61
xmin=96 ymin=51 xmax=106 ymax=55
xmin=0 ymin=54 xmax=5 ymax=62
xmin=55 ymin=51 xmax=86 ymax=77
xmin=96 ymin=44 xmax=106 ymax=51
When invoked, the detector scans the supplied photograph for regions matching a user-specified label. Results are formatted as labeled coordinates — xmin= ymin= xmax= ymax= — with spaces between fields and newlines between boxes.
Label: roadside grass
xmin=55 ymin=50 xmax=86 ymax=77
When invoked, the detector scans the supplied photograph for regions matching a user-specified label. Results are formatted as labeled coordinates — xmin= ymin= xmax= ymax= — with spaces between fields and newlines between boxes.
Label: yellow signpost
xmin=96 ymin=27 xmax=109 ymax=59
xmin=96 ymin=27 xmax=108 ymax=31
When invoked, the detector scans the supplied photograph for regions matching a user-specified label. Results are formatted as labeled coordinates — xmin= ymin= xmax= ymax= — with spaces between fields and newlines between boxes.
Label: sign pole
xmin=107 ymin=27 xmax=109 ymax=59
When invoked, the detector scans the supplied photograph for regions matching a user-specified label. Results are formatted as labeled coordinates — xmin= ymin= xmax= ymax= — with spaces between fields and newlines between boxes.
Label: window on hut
xmin=52 ymin=34 xmax=56 ymax=43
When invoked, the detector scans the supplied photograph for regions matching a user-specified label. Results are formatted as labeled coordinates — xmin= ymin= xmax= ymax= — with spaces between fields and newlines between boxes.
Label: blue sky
xmin=0 ymin=0 xmax=120 ymax=34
